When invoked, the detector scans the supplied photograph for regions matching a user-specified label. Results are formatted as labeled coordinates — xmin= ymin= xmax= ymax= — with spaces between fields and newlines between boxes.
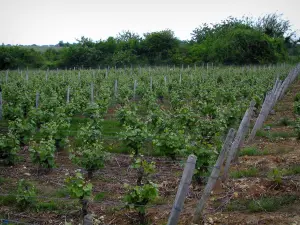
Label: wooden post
xmin=179 ymin=73 xmax=182 ymax=85
xmin=167 ymin=154 xmax=197 ymax=225
xmin=90 ymin=83 xmax=94 ymax=103
xmin=5 ymin=70 xmax=8 ymax=83
xmin=164 ymin=76 xmax=167 ymax=86
xmin=133 ymin=80 xmax=137 ymax=100
xmin=26 ymin=71 xmax=29 ymax=82
xmin=114 ymin=80 xmax=118 ymax=98
xmin=206 ymin=63 xmax=209 ymax=75
xmin=279 ymin=65 xmax=300 ymax=100
xmin=248 ymin=89 xmax=276 ymax=142
xmin=193 ymin=128 xmax=236 ymax=223
xmin=272 ymin=80 xmax=283 ymax=108
xmin=36 ymin=92 xmax=39 ymax=108
xmin=0 ymin=91 xmax=3 ymax=120
xmin=232 ymin=101 xmax=256 ymax=162
xmin=67 ymin=86 xmax=70 ymax=104
xmin=83 ymin=214 xmax=93 ymax=225
xmin=222 ymin=102 xmax=255 ymax=181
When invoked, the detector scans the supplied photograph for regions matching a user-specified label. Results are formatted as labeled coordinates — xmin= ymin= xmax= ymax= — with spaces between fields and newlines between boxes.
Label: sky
xmin=0 ymin=0 xmax=299 ymax=45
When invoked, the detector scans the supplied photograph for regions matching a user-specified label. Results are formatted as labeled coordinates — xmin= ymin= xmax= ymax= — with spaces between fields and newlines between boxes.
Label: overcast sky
xmin=0 ymin=0 xmax=299 ymax=45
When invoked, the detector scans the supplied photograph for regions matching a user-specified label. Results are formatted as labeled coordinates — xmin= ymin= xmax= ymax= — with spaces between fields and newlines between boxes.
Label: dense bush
xmin=190 ymin=21 xmax=287 ymax=64
xmin=0 ymin=13 xmax=298 ymax=69
xmin=0 ymin=46 xmax=45 ymax=69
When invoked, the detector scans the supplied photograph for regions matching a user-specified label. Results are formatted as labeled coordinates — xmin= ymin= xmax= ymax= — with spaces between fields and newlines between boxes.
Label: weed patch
xmin=230 ymin=167 xmax=259 ymax=178
xmin=239 ymin=147 xmax=269 ymax=156
xmin=248 ymin=195 xmax=298 ymax=212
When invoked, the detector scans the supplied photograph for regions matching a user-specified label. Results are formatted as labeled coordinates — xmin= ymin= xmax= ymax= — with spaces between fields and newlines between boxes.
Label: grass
xmin=294 ymin=93 xmax=300 ymax=102
xmin=36 ymin=201 xmax=59 ymax=211
xmin=264 ymin=118 xmax=295 ymax=128
xmin=230 ymin=167 xmax=259 ymax=178
xmin=151 ymin=196 xmax=169 ymax=205
xmin=227 ymin=199 xmax=248 ymax=211
xmin=0 ymin=176 xmax=8 ymax=185
xmin=0 ymin=194 xmax=17 ymax=206
xmin=70 ymin=116 xmax=122 ymax=137
xmin=274 ymin=104 xmax=290 ymax=112
xmin=0 ymin=193 xmax=77 ymax=213
xmin=70 ymin=116 xmax=133 ymax=154
xmin=239 ymin=146 xmax=269 ymax=156
xmin=240 ymin=146 xmax=292 ymax=156
xmin=54 ymin=187 xmax=69 ymax=198
xmin=277 ymin=117 xmax=294 ymax=126
xmin=227 ymin=195 xmax=298 ymax=212
xmin=94 ymin=192 xmax=106 ymax=201
xmin=256 ymin=129 xmax=297 ymax=140
xmin=284 ymin=165 xmax=300 ymax=176
xmin=247 ymin=195 xmax=298 ymax=212
xmin=0 ymin=183 xmax=77 ymax=214
xmin=35 ymin=199 xmax=78 ymax=213
xmin=101 ymin=119 xmax=122 ymax=136
xmin=104 ymin=140 xmax=132 ymax=154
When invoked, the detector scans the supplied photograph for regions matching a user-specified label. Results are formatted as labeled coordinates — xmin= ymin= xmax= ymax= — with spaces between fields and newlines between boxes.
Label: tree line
xmin=1 ymin=13 xmax=299 ymax=70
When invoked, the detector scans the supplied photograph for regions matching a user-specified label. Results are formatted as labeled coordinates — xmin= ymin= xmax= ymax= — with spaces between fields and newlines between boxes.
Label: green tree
xmin=142 ymin=29 xmax=179 ymax=65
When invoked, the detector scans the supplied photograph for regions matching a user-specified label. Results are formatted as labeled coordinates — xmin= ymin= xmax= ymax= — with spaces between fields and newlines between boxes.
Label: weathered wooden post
xmin=193 ymin=128 xmax=235 ymax=223
xmin=232 ymin=101 xmax=256 ymax=162
xmin=26 ymin=70 xmax=29 ymax=83
xmin=5 ymin=70 xmax=8 ymax=84
xmin=222 ymin=101 xmax=255 ymax=181
xmin=248 ymin=83 xmax=278 ymax=143
xmin=133 ymin=80 xmax=137 ymax=100
xmin=150 ymin=77 xmax=153 ymax=91
xmin=179 ymin=73 xmax=182 ymax=85
xmin=67 ymin=86 xmax=70 ymax=104
xmin=0 ymin=91 xmax=3 ymax=120
xmin=83 ymin=214 xmax=93 ymax=225
xmin=36 ymin=92 xmax=39 ymax=108
xmin=114 ymin=80 xmax=118 ymax=98
xmin=90 ymin=83 xmax=94 ymax=103
xmin=167 ymin=154 xmax=197 ymax=225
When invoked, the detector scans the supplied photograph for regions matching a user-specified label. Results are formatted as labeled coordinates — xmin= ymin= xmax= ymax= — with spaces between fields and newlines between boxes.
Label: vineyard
xmin=0 ymin=64 xmax=300 ymax=225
